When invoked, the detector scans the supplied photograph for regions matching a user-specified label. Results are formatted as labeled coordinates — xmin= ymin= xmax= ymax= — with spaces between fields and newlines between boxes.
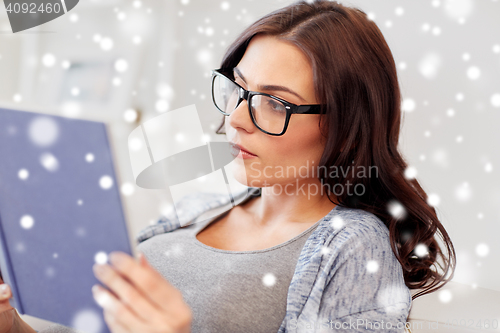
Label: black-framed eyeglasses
xmin=211 ymin=68 xmax=324 ymax=136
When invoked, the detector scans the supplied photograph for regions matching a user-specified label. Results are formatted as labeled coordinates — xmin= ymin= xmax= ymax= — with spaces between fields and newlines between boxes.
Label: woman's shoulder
xmin=322 ymin=204 xmax=392 ymax=245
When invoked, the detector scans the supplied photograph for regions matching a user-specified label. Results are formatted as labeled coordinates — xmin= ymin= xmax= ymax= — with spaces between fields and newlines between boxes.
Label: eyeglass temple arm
xmin=294 ymin=105 xmax=323 ymax=114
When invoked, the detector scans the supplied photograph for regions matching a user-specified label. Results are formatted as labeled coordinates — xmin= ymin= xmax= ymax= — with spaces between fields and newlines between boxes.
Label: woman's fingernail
xmin=0 ymin=284 xmax=10 ymax=298
xmin=92 ymin=286 xmax=113 ymax=309
xmin=93 ymin=264 xmax=108 ymax=277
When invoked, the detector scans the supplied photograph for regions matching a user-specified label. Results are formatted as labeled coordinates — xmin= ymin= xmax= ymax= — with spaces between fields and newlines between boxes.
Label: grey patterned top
xmin=38 ymin=187 xmax=412 ymax=333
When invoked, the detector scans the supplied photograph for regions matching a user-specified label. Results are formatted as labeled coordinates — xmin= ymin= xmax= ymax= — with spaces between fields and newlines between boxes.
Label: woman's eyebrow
xmin=233 ymin=67 xmax=307 ymax=103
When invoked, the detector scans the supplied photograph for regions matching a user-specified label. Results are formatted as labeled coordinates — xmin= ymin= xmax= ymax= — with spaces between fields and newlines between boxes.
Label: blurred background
xmin=0 ymin=0 xmax=499 ymax=322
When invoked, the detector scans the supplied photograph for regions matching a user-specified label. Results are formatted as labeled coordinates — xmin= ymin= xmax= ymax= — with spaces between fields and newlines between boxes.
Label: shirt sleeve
xmin=315 ymin=218 xmax=412 ymax=333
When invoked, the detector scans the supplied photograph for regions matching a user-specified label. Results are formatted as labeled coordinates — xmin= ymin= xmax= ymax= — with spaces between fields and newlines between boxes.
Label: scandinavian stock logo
xmin=3 ymin=0 xmax=79 ymax=33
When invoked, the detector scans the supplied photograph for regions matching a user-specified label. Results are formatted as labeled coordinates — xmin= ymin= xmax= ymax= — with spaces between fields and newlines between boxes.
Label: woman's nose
xmin=227 ymin=97 xmax=255 ymax=133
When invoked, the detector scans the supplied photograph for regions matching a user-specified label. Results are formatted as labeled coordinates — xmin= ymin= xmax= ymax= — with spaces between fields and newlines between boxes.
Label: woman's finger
xmin=93 ymin=285 xmax=149 ymax=333
xmin=92 ymin=264 xmax=158 ymax=323
xmin=107 ymin=252 xmax=181 ymax=311
xmin=0 ymin=284 xmax=13 ymax=313
xmin=103 ymin=309 xmax=131 ymax=333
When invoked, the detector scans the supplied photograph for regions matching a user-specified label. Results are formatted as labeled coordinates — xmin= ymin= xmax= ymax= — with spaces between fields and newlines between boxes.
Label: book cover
xmin=0 ymin=107 xmax=134 ymax=333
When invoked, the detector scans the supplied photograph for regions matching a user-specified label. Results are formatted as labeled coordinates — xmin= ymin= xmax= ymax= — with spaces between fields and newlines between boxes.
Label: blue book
xmin=0 ymin=107 xmax=136 ymax=333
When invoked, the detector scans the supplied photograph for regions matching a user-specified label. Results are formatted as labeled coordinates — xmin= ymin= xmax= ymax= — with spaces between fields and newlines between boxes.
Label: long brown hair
xmin=214 ymin=0 xmax=455 ymax=301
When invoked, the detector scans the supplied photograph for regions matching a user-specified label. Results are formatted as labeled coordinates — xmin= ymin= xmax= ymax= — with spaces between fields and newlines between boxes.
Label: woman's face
xmin=225 ymin=34 xmax=326 ymax=190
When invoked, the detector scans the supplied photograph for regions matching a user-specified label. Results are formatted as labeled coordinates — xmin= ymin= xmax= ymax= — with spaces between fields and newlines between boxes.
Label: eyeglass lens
xmin=213 ymin=74 xmax=287 ymax=134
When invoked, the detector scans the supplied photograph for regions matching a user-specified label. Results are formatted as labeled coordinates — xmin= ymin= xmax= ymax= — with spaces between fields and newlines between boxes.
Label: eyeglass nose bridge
xmin=235 ymin=87 xmax=250 ymax=110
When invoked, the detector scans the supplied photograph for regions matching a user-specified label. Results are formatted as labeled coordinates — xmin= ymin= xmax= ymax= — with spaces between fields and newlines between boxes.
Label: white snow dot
xmin=456 ymin=92 xmax=464 ymax=101
xmin=443 ymin=0 xmax=474 ymax=21
xmin=133 ymin=0 xmax=142 ymax=8
xmin=320 ymin=246 xmax=331 ymax=255
xmin=77 ymin=199 xmax=83 ymax=206
xmin=123 ymin=109 xmax=138 ymax=123
xmin=366 ymin=260 xmax=379 ymax=273
xmin=201 ymin=134 xmax=210 ymax=143
xmin=20 ymin=215 xmax=35 ymax=229
xmin=490 ymin=93 xmax=500 ymax=108
xmin=422 ymin=23 xmax=431 ymax=32
xmin=28 ymin=116 xmax=59 ymax=147
xmin=76 ymin=227 xmax=86 ymax=237
xmin=432 ymin=26 xmax=441 ymax=36
xmin=432 ymin=0 xmax=441 ymax=7
xmin=156 ymin=83 xmax=175 ymax=99
xmin=424 ymin=130 xmax=431 ymax=137
xmin=99 ymin=176 xmax=114 ymax=190
xmin=71 ymin=87 xmax=80 ymax=96
xmin=129 ymin=137 xmax=143 ymax=151
xmin=415 ymin=243 xmax=429 ymax=257
xmin=42 ymin=53 xmax=56 ymax=67
xmin=427 ymin=193 xmax=440 ymax=207
xmin=45 ymin=267 xmax=56 ymax=278
xmin=395 ymin=7 xmax=404 ymax=15
xmin=446 ymin=108 xmax=455 ymax=117
xmin=402 ymin=98 xmax=416 ymax=112
xmin=100 ymin=37 xmax=114 ymax=51
xmin=53 ymin=252 xmax=58 ymax=258
xmin=419 ymin=52 xmax=442 ymax=79
xmin=262 ymin=273 xmax=276 ymax=287
xmin=331 ymin=215 xmax=344 ymax=229
xmin=117 ymin=12 xmax=126 ymax=21
xmin=475 ymin=243 xmax=489 ymax=257
xmin=13 ymin=93 xmax=22 ymax=103
xmin=404 ymin=166 xmax=418 ymax=179
xmin=420 ymin=154 xmax=426 ymax=161
xmin=221 ymin=1 xmax=230 ymax=10
xmin=18 ymin=169 xmax=29 ymax=180
xmin=175 ymin=133 xmax=185 ymax=142
xmin=466 ymin=66 xmax=481 ymax=80
xmin=94 ymin=251 xmax=108 ymax=264
xmin=93 ymin=34 xmax=102 ymax=43
xmin=205 ymin=27 xmax=214 ymax=36
xmin=181 ymin=0 xmax=189 ymax=4
xmin=121 ymin=182 xmax=135 ymax=196
xmin=85 ymin=153 xmax=95 ymax=163
xmin=40 ymin=153 xmax=59 ymax=172
xmin=69 ymin=13 xmax=78 ymax=22
xmin=456 ymin=135 xmax=463 ymax=143
xmin=114 ymin=59 xmax=128 ymax=73
xmin=438 ymin=289 xmax=452 ymax=303
xmin=367 ymin=12 xmax=376 ymax=20
xmin=398 ymin=62 xmax=407 ymax=70
xmin=477 ymin=212 xmax=484 ymax=219
xmin=94 ymin=290 xmax=113 ymax=308
xmin=493 ymin=44 xmax=500 ymax=53
xmin=132 ymin=35 xmax=142 ymax=44
xmin=387 ymin=200 xmax=407 ymax=220
xmin=72 ymin=309 xmax=103 ymax=333
xmin=155 ymin=99 xmax=169 ymax=113
xmin=112 ymin=77 xmax=122 ymax=86
xmin=462 ymin=53 xmax=470 ymax=61
xmin=197 ymin=49 xmax=212 ymax=65
xmin=484 ymin=163 xmax=493 ymax=173
xmin=61 ymin=60 xmax=71 ymax=69
xmin=15 ymin=242 xmax=26 ymax=253
xmin=385 ymin=20 xmax=392 ymax=28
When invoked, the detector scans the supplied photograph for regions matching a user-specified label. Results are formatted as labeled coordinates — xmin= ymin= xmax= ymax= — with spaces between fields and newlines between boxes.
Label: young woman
xmin=0 ymin=0 xmax=455 ymax=332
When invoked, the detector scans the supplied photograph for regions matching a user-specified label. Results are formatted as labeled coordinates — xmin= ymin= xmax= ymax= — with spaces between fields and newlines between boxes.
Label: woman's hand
xmin=0 ymin=278 xmax=36 ymax=333
xmin=0 ymin=279 xmax=15 ymax=333
xmin=92 ymin=251 xmax=192 ymax=333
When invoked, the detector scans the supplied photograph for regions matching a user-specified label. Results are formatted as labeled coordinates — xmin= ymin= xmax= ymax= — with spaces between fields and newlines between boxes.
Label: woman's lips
xmin=229 ymin=143 xmax=257 ymax=159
